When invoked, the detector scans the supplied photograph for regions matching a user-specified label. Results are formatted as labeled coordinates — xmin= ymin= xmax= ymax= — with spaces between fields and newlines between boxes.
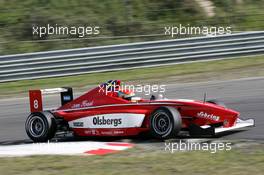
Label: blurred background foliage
xmin=0 ymin=0 xmax=264 ymax=55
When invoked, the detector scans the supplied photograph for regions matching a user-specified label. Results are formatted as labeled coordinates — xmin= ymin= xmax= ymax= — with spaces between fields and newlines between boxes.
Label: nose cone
xmin=220 ymin=108 xmax=240 ymax=127
xmin=225 ymin=107 xmax=240 ymax=117
xmin=205 ymin=101 xmax=239 ymax=116
xmin=204 ymin=101 xmax=240 ymax=127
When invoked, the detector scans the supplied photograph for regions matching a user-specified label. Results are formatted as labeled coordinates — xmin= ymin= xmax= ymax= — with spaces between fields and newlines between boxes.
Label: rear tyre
xmin=149 ymin=106 xmax=182 ymax=139
xmin=25 ymin=112 xmax=57 ymax=142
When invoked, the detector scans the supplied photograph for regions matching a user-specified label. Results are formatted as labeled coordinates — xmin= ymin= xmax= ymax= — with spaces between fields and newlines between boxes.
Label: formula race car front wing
xmin=188 ymin=118 xmax=255 ymax=137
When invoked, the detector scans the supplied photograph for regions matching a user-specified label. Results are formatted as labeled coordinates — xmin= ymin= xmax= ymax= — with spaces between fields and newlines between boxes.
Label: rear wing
xmin=29 ymin=87 xmax=73 ymax=113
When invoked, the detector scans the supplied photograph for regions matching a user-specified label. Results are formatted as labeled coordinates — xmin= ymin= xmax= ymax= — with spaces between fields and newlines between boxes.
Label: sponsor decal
xmin=91 ymin=129 xmax=98 ymax=135
xmin=223 ymin=119 xmax=229 ymax=126
xmin=84 ymin=129 xmax=125 ymax=135
xmin=100 ymin=130 xmax=125 ymax=135
xmin=93 ymin=116 xmax=122 ymax=127
xmin=100 ymin=131 xmax=113 ymax=135
xmin=71 ymin=100 xmax=93 ymax=109
xmin=69 ymin=113 xmax=145 ymax=128
xmin=113 ymin=130 xmax=124 ymax=134
xmin=63 ymin=95 xmax=71 ymax=101
xmin=73 ymin=122 xmax=84 ymax=127
xmin=82 ymin=100 xmax=93 ymax=107
xmin=84 ymin=130 xmax=92 ymax=134
xmin=197 ymin=111 xmax=220 ymax=121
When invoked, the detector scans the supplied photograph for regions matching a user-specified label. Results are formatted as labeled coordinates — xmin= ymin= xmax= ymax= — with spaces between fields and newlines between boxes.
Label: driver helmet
xmin=118 ymin=89 xmax=135 ymax=100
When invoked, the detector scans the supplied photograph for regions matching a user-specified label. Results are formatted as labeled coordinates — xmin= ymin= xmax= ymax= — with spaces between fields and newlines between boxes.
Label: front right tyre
xmin=25 ymin=112 xmax=57 ymax=142
xmin=149 ymin=106 xmax=182 ymax=139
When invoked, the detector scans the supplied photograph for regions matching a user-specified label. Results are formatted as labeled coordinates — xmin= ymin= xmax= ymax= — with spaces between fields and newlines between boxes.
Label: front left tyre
xmin=25 ymin=111 xmax=57 ymax=142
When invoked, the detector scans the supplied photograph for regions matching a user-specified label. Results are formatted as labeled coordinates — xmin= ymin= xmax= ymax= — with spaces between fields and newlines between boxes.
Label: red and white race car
xmin=25 ymin=80 xmax=254 ymax=142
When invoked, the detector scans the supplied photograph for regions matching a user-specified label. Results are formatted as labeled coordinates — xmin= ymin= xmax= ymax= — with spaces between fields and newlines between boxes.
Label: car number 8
xmin=34 ymin=100 xmax=39 ymax=109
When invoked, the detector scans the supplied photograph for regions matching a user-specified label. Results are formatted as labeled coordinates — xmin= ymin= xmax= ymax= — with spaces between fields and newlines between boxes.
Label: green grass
xmin=0 ymin=144 xmax=263 ymax=175
xmin=1 ymin=55 xmax=264 ymax=98
xmin=0 ymin=0 xmax=264 ymax=55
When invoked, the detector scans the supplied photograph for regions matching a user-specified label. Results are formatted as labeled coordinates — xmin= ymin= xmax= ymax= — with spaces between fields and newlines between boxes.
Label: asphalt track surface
xmin=0 ymin=77 xmax=263 ymax=144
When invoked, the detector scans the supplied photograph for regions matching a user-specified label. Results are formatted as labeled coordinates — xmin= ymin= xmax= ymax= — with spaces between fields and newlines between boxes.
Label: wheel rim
xmin=28 ymin=116 xmax=46 ymax=137
xmin=152 ymin=111 xmax=172 ymax=136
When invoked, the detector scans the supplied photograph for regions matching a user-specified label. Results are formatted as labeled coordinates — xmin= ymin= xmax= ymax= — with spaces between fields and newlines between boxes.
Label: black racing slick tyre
xmin=149 ymin=106 xmax=182 ymax=139
xmin=25 ymin=112 xmax=57 ymax=142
